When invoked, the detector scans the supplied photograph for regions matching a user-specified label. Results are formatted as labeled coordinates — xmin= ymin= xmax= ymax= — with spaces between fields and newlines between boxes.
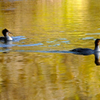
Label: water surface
xmin=0 ymin=0 xmax=100 ymax=100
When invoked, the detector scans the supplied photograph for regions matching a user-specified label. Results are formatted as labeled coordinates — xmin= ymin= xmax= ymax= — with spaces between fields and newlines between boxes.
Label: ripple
xmin=81 ymin=37 xmax=94 ymax=40
xmin=61 ymin=41 xmax=70 ymax=44
xmin=12 ymin=36 xmax=26 ymax=42
xmin=14 ymin=50 xmax=70 ymax=53
xmin=0 ymin=44 xmax=16 ymax=48
xmin=59 ymin=38 xmax=67 ymax=40
xmin=17 ymin=43 xmax=43 ymax=47
xmin=48 ymin=43 xmax=60 ymax=47
xmin=46 ymin=40 xmax=57 ymax=43
xmin=86 ymin=33 xmax=100 ymax=35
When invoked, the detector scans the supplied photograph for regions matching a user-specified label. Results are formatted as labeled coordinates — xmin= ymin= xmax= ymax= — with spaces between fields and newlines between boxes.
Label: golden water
xmin=0 ymin=0 xmax=100 ymax=100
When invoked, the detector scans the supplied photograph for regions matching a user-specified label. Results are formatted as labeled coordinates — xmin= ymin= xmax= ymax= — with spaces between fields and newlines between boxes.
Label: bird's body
xmin=70 ymin=48 xmax=94 ymax=55
xmin=70 ymin=39 xmax=100 ymax=55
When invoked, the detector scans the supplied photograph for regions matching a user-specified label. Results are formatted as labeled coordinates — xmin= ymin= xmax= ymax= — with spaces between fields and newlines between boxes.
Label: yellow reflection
xmin=0 ymin=52 xmax=99 ymax=100
xmin=0 ymin=1 xmax=100 ymax=99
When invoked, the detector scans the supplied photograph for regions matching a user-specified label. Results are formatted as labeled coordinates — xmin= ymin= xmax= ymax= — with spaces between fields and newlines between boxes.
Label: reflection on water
xmin=0 ymin=52 xmax=99 ymax=100
xmin=0 ymin=0 xmax=100 ymax=100
xmin=95 ymin=52 xmax=100 ymax=65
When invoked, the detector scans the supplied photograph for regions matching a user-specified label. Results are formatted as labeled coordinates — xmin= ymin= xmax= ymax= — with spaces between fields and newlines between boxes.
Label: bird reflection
xmin=94 ymin=52 xmax=100 ymax=65
xmin=2 ymin=41 xmax=13 ymax=53
xmin=70 ymin=39 xmax=100 ymax=65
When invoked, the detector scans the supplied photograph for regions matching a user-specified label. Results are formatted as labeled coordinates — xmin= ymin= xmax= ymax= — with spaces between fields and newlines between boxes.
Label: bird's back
xmin=0 ymin=37 xmax=5 ymax=40
xmin=70 ymin=48 xmax=94 ymax=55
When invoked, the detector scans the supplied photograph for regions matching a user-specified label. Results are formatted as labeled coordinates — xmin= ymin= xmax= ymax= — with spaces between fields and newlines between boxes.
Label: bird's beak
xmin=8 ymin=31 xmax=13 ymax=36
xmin=9 ymin=31 xmax=13 ymax=34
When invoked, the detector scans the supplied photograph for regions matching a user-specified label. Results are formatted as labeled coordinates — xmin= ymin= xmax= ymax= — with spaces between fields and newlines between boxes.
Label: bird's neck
xmin=6 ymin=32 xmax=13 ymax=40
xmin=95 ymin=45 xmax=100 ymax=51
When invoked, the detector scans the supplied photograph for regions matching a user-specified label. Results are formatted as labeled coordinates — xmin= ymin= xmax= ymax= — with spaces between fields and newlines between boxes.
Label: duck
xmin=70 ymin=39 xmax=100 ymax=55
xmin=0 ymin=29 xmax=13 ymax=42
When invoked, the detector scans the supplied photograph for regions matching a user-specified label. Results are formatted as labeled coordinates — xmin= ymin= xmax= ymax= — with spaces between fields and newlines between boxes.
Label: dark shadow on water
xmin=13 ymin=49 xmax=100 ymax=65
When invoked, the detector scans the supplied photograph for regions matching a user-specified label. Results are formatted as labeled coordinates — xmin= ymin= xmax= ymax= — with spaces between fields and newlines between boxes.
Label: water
xmin=0 ymin=0 xmax=100 ymax=100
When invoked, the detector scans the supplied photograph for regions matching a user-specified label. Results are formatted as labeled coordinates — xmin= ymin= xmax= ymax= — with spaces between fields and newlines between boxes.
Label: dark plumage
xmin=70 ymin=39 xmax=100 ymax=55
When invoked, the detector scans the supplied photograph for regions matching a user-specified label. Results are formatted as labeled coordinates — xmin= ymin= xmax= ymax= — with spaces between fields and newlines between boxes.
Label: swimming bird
xmin=0 ymin=29 xmax=13 ymax=42
xmin=70 ymin=39 xmax=100 ymax=55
